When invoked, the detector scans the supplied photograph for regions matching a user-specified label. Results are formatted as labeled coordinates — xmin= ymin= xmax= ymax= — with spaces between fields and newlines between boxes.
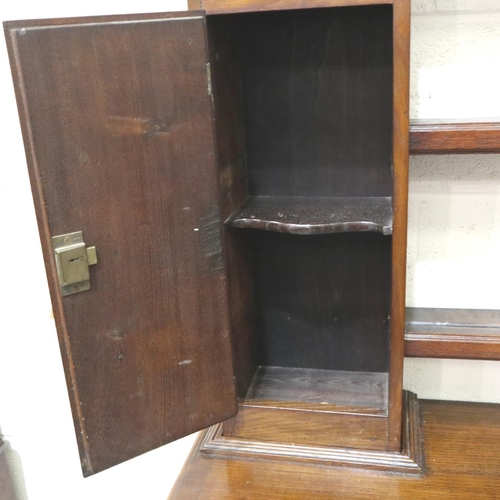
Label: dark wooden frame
xmin=5 ymin=0 xmax=414 ymax=475
xmin=10 ymin=0 xmax=500 ymax=484
xmin=195 ymin=0 xmax=412 ymax=455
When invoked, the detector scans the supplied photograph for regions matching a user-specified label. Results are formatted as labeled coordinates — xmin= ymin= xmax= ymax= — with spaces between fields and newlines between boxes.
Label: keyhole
xmin=69 ymin=256 xmax=84 ymax=264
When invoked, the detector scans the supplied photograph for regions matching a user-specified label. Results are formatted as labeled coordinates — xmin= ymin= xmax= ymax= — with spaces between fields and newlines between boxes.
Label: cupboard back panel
xmin=237 ymin=6 xmax=393 ymax=197
xmin=252 ymin=232 xmax=391 ymax=372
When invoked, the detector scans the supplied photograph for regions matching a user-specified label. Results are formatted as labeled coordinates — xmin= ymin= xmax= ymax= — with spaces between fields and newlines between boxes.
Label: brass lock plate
xmin=52 ymin=231 xmax=97 ymax=296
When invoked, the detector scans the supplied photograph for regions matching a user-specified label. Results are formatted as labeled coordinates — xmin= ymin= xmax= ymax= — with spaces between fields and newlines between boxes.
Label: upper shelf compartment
xmin=226 ymin=196 xmax=393 ymax=235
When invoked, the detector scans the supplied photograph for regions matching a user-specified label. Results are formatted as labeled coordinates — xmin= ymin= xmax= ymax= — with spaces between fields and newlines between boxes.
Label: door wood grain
xmin=4 ymin=12 xmax=237 ymax=476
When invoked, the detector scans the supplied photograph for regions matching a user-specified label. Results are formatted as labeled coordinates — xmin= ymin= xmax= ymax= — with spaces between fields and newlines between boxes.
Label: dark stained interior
xmin=207 ymin=5 xmax=394 ymax=403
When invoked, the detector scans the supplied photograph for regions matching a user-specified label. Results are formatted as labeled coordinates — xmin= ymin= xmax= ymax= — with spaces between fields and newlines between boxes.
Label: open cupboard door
xmin=4 ymin=12 xmax=237 ymax=476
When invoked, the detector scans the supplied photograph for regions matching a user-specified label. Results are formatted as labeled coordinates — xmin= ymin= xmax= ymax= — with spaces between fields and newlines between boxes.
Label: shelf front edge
xmin=410 ymin=120 xmax=500 ymax=155
xmin=405 ymin=307 xmax=500 ymax=360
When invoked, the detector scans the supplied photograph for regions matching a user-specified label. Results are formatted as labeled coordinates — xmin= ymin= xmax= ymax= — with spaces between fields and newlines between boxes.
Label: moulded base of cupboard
xmin=169 ymin=397 xmax=500 ymax=499
xmin=201 ymin=391 xmax=422 ymax=473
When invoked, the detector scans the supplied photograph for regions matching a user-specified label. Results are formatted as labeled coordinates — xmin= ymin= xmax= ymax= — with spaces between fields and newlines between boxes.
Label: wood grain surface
xmin=206 ymin=14 xmax=258 ymax=397
xmin=170 ymin=399 xmax=500 ymax=499
xmin=226 ymin=196 xmax=393 ymax=235
xmin=223 ymin=367 xmax=389 ymax=451
xmin=4 ymin=13 xmax=237 ymax=476
xmin=227 ymin=405 xmax=388 ymax=450
xmin=410 ymin=120 xmax=500 ymax=154
xmin=387 ymin=0 xmax=411 ymax=451
xmin=244 ymin=366 xmax=388 ymax=413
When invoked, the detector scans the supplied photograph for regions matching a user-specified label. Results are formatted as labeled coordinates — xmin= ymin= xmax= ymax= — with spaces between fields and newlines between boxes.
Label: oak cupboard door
xmin=4 ymin=12 xmax=237 ymax=476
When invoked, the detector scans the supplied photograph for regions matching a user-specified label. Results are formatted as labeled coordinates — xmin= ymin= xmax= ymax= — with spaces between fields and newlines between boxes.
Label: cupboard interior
xmin=208 ymin=5 xmax=394 ymax=441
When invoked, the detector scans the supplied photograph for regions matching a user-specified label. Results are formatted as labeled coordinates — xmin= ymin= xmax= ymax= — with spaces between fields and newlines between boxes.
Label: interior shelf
xmin=242 ymin=366 xmax=388 ymax=415
xmin=225 ymin=196 xmax=393 ymax=235
xmin=405 ymin=307 xmax=500 ymax=360
xmin=410 ymin=119 xmax=500 ymax=155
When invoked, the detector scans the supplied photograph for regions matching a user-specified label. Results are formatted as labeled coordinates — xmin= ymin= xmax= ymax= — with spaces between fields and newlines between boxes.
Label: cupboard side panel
xmin=4 ymin=13 xmax=237 ymax=475
xmin=207 ymin=16 xmax=258 ymax=397
xmin=388 ymin=0 xmax=411 ymax=451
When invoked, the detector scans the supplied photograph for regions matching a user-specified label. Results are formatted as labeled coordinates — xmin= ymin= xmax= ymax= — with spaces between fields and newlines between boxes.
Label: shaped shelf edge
xmin=225 ymin=196 xmax=393 ymax=236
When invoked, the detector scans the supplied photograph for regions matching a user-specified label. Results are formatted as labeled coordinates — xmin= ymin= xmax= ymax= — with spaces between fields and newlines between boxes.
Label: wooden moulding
xmin=405 ymin=308 xmax=500 ymax=360
xmin=410 ymin=120 xmax=500 ymax=155
xmin=226 ymin=196 xmax=393 ymax=235
xmin=201 ymin=391 xmax=424 ymax=474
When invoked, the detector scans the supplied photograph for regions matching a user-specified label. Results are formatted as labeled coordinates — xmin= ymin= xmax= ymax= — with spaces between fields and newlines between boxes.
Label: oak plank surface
xmin=229 ymin=405 xmax=388 ymax=450
xmin=244 ymin=366 xmax=388 ymax=413
xmin=4 ymin=13 xmax=237 ymax=476
xmin=170 ymin=399 xmax=500 ymax=499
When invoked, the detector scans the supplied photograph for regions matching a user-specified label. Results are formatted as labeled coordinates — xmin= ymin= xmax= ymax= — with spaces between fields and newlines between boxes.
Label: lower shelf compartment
xmin=224 ymin=366 xmax=389 ymax=451
xmin=244 ymin=366 xmax=388 ymax=415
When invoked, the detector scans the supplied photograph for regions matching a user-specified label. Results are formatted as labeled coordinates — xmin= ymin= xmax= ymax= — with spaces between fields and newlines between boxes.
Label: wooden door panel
xmin=5 ymin=12 xmax=236 ymax=476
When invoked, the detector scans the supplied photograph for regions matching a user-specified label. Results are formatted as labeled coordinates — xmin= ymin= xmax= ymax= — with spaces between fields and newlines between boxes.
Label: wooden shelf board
xmin=410 ymin=119 xmax=500 ymax=154
xmin=226 ymin=196 xmax=393 ymax=235
xmin=405 ymin=307 xmax=500 ymax=360
xmin=242 ymin=366 xmax=388 ymax=415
